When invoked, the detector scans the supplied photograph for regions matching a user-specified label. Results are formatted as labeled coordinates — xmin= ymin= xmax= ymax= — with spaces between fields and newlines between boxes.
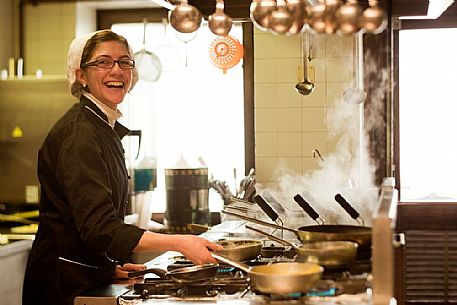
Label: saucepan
xmin=214 ymin=239 xmax=262 ymax=261
xmin=212 ymin=253 xmax=323 ymax=294
xmin=127 ymin=263 xmax=218 ymax=283
xmin=245 ymin=225 xmax=358 ymax=269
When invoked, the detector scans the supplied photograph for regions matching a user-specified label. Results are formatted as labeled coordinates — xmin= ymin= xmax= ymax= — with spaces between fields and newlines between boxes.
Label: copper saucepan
xmin=245 ymin=225 xmax=358 ymax=269
xmin=212 ymin=253 xmax=323 ymax=294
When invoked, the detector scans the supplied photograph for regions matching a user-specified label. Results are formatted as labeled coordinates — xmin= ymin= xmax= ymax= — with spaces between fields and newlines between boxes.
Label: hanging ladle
xmin=295 ymin=31 xmax=314 ymax=95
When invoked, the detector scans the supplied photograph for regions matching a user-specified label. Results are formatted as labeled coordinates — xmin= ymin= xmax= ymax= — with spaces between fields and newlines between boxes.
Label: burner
xmin=129 ymin=275 xmax=249 ymax=299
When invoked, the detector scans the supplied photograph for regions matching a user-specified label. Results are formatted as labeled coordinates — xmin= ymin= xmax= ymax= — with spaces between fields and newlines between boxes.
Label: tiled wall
xmin=23 ymin=2 xmax=76 ymax=75
xmin=254 ymin=28 xmax=360 ymax=186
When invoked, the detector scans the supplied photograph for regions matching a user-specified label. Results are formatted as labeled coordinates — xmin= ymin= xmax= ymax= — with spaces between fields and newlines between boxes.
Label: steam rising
xmin=255 ymin=50 xmax=390 ymax=229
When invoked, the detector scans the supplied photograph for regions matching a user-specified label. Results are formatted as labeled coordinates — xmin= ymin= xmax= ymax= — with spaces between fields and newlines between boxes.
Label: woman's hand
xmin=134 ymin=231 xmax=224 ymax=265
xmin=172 ymin=235 xmax=224 ymax=265
xmin=114 ymin=263 xmax=147 ymax=279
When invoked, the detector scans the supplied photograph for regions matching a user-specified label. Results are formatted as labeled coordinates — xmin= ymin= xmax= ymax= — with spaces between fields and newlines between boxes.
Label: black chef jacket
xmin=23 ymin=96 xmax=145 ymax=305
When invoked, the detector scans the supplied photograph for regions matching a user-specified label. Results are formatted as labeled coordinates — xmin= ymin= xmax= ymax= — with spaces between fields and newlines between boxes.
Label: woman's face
xmin=77 ymin=41 xmax=133 ymax=109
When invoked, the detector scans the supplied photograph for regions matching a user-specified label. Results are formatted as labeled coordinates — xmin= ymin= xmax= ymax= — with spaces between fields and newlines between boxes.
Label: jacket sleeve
xmin=56 ymin=124 xmax=144 ymax=263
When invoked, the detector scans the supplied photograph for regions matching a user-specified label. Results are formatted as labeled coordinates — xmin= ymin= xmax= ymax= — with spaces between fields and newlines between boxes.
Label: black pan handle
xmin=254 ymin=194 xmax=279 ymax=222
xmin=334 ymin=193 xmax=360 ymax=220
xmin=293 ymin=194 xmax=320 ymax=221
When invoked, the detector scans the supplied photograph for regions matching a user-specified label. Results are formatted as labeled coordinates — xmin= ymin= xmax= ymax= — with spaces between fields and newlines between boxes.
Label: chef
xmin=22 ymin=30 xmax=222 ymax=305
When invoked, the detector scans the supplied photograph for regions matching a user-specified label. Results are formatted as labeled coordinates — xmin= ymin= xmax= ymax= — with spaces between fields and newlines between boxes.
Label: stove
xmin=75 ymin=247 xmax=371 ymax=305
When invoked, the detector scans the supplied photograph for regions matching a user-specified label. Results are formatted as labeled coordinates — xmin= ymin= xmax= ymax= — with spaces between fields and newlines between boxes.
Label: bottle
xmin=134 ymin=155 xmax=157 ymax=192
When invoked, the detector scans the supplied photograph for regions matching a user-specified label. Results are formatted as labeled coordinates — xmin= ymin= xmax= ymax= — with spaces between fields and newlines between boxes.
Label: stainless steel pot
xmin=212 ymin=253 xmax=323 ymax=294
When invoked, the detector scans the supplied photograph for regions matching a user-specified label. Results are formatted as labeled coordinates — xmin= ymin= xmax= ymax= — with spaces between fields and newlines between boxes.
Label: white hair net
xmin=66 ymin=30 xmax=139 ymax=98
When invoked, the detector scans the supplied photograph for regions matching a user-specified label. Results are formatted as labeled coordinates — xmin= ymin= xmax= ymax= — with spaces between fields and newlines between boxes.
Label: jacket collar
xmin=80 ymin=96 xmax=131 ymax=139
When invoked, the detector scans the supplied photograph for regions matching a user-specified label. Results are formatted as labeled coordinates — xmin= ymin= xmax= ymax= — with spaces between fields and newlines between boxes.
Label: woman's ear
xmin=75 ymin=68 xmax=86 ymax=87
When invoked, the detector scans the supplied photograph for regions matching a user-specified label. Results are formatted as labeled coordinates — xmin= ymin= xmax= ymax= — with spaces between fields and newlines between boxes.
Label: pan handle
xmin=127 ymin=268 xmax=167 ymax=278
xmin=211 ymin=253 xmax=251 ymax=273
xmin=254 ymin=195 xmax=280 ymax=223
xmin=245 ymin=225 xmax=296 ymax=248
xmin=293 ymin=194 xmax=324 ymax=225
xmin=220 ymin=210 xmax=299 ymax=236
xmin=334 ymin=194 xmax=364 ymax=225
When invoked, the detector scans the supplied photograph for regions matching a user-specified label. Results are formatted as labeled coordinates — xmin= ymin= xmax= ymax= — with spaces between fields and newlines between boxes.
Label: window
xmin=398 ymin=27 xmax=457 ymax=201
xmin=112 ymin=22 xmax=246 ymax=212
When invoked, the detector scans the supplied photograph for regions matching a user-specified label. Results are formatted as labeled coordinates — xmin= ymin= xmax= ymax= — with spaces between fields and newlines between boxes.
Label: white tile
xmin=275 ymin=35 xmax=301 ymax=58
xmin=326 ymin=106 xmax=361 ymax=132
xmin=280 ymin=157 xmax=303 ymax=174
xmin=326 ymin=35 xmax=353 ymax=57
xmin=310 ymin=58 xmax=325 ymax=83
xmin=254 ymin=34 xmax=277 ymax=59
xmin=301 ymin=82 xmax=326 ymax=107
xmin=309 ymin=33 xmax=326 ymax=58
xmin=255 ymin=83 xmax=278 ymax=108
xmin=277 ymin=83 xmax=302 ymax=107
xmin=255 ymin=108 xmax=278 ymax=132
xmin=255 ymin=59 xmax=276 ymax=83
xmin=278 ymin=132 xmax=302 ymax=157
xmin=278 ymin=108 xmax=302 ymax=132
xmin=302 ymin=132 xmax=327 ymax=157
xmin=303 ymin=157 xmax=323 ymax=174
xmin=326 ymin=57 xmax=352 ymax=82
xmin=255 ymin=132 xmax=278 ymax=157
xmin=302 ymin=107 xmax=326 ymax=131
xmin=327 ymin=82 xmax=352 ymax=106
xmin=277 ymin=58 xmax=301 ymax=83
xmin=255 ymin=157 xmax=279 ymax=182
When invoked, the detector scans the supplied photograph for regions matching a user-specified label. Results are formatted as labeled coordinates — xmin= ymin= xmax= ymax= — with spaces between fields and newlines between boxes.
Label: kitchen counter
xmin=0 ymin=239 xmax=33 ymax=305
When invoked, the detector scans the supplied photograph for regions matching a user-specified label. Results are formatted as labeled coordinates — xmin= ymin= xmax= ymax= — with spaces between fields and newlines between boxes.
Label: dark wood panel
xmin=396 ymin=202 xmax=457 ymax=231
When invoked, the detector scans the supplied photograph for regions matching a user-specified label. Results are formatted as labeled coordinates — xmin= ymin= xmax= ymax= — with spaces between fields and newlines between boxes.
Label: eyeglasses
xmin=81 ymin=57 xmax=135 ymax=69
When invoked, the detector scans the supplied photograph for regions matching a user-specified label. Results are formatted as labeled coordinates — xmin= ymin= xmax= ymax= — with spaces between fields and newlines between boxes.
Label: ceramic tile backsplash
xmin=256 ymin=133 xmax=278 ymax=157
xmin=23 ymin=2 xmax=75 ymax=76
xmin=255 ymin=83 xmax=278 ymax=108
xmin=278 ymin=132 xmax=302 ymax=157
xmin=255 ymin=33 xmax=358 ymax=184
xmin=277 ymin=83 xmax=302 ymax=107
xmin=278 ymin=108 xmax=302 ymax=132
xmin=255 ymin=108 xmax=278 ymax=132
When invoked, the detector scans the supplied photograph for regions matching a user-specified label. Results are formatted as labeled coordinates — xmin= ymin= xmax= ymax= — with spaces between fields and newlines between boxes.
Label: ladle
xmin=342 ymin=33 xmax=366 ymax=105
xmin=295 ymin=31 xmax=314 ymax=96
xmin=208 ymin=0 xmax=233 ymax=36
xmin=134 ymin=18 xmax=162 ymax=82
xmin=361 ymin=0 xmax=386 ymax=34
xmin=335 ymin=0 xmax=363 ymax=35
xmin=250 ymin=0 xmax=277 ymax=31
xmin=268 ymin=0 xmax=293 ymax=35
xmin=170 ymin=0 xmax=202 ymax=33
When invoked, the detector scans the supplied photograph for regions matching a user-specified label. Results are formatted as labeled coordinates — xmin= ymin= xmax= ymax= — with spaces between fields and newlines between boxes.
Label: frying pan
xmin=127 ymin=263 xmax=218 ymax=283
xmin=245 ymin=225 xmax=358 ymax=269
xmin=293 ymin=194 xmax=372 ymax=248
xmin=221 ymin=208 xmax=371 ymax=250
xmin=212 ymin=253 xmax=323 ymax=294
xmin=214 ymin=239 xmax=262 ymax=261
